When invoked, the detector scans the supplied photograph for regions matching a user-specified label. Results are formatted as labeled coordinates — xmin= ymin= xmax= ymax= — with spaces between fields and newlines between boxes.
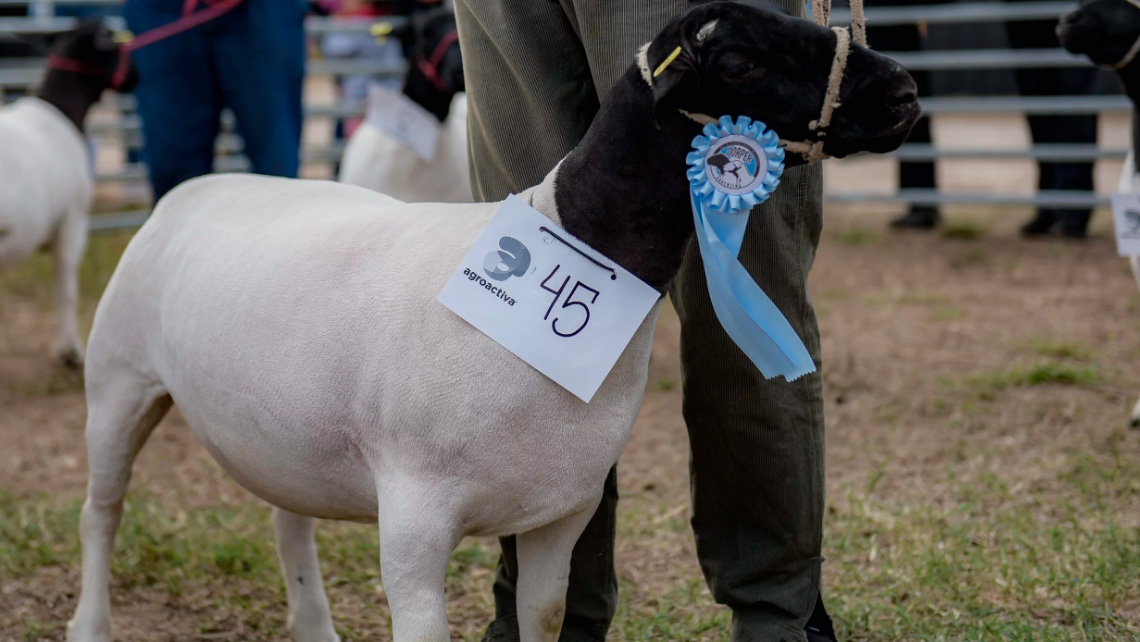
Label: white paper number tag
xmin=438 ymin=195 xmax=661 ymax=402
xmin=366 ymin=83 xmax=440 ymax=162
xmin=1112 ymin=192 xmax=1140 ymax=257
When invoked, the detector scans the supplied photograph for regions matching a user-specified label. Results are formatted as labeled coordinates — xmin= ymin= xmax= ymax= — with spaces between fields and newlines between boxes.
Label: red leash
xmin=48 ymin=0 xmax=245 ymax=89
xmin=416 ymin=30 xmax=459 ymax=91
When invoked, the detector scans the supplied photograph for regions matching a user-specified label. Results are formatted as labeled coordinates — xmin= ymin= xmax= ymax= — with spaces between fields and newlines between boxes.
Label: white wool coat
xmin=338 ymin=94 xmax=472 ymax=203
xmin=0 ymin=97 xmax=92 ymax=268
xmin=87 ymin=172 xmax=658 ymax=535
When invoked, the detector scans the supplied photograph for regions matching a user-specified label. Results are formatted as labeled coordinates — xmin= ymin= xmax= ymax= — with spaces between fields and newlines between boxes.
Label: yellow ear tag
xmin=112 ymin=30 xmax=134 ymax=45
xmin=371 ymin=22 xmax=393 ymax=45
xmin=653 ymin=46 xmax=683 ymax=77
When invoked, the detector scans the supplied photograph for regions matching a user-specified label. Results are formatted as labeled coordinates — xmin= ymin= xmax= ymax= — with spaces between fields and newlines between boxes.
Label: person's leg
xmin=455 ymin=2 xmax=616 ymax=640
xmin=1006 ymin=13 xmax=1097 ymax=237
xmin=210 ymin=0 xmax=307 ymax=179
xmin=455 ymin=0 xmax=599 ymax=200
xmin=123 ymin=0 xmax=220 ymax=200
xmin=572 ymin=1 xmax=825 ymax=640
xmin=865 ymin=20 xmax=938 ymax=229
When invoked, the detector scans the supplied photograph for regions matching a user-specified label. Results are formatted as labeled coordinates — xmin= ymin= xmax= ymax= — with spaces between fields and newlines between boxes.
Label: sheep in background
xmin=338 ymin=7 xmax=470 ymax=203
xmin=0 ymin=21 xmax=138 ymax=367
xmin=1058 ymin=0 xmax=1140 ymax=426
xmin=66 ymin=3 xmax=920 ymax=641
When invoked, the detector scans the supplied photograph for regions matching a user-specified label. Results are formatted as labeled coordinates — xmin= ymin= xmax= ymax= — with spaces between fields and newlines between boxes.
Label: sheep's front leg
xmin=1130 ymin=395 xmax=1140 ymax=429
xmin=52 ymin=207 xmax=88 ymax=369
xmin=273 ymin=508 xmax=340 ymax=642
xmin=515 ymin=504 xmax=600 ymax=642
xmin=377 ymin=492 xmax=459 ymax=642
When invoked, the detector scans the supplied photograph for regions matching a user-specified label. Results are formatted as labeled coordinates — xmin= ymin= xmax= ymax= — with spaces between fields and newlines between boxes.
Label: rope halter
xmin=1105 ymin=0 xmax=1140 ymax=70
xmin=417 ymin=30 xmax=461 ymax=91
xmin=782 ymin=0 xmax=867 ymax=162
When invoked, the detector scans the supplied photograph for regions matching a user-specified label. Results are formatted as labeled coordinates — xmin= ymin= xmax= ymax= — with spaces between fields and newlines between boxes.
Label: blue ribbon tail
xmin=691 ymin=196 xmax=817 ymax=381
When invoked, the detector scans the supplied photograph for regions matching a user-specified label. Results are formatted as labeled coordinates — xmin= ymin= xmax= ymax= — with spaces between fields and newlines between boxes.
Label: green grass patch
xmin=965 ymin=362 xmax=1101 ymax=394
xmin=1032 ymin=340 xmax=1094 ymax=361
xmin=0 ymin=231 xmax=134 ymax=306
xmin=827 ymin=451 xmax=1140 ymax=640
xmin=835 ymin=228 xmax=878 ymax=246
xmin=940 ymin=221 xmax=988 ymax=241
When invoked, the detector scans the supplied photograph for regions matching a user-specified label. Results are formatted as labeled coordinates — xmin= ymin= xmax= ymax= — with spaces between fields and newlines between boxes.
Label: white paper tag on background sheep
xmin=366 ymin=84 xmax=439 ymax=162
xmin=438 ymin=195 xmax=660 ymax=402
xmin=1112 ymin=193 xmax=1140 ymax=256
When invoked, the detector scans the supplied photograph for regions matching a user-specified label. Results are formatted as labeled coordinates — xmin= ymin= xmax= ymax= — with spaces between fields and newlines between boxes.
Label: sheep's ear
xmin=649 ymin=37 xmax=702 ymax=127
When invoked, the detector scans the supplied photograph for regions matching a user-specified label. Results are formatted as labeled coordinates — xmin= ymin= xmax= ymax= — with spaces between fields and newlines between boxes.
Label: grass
xmin=5 ymin=439 xmax=1139 ymax=641
xmin=0 ymin=231 xmax=134 ymax=307
xmin=834 ymin=228 xmax=878 ymax=246
xmin=940 ymin=221 xmax=989 ymax=241
xmin=965 ymin=362 xmax=1102 ymax=396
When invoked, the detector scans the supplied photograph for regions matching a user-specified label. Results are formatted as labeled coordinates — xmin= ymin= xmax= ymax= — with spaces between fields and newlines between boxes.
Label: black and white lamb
xmin=66 ymin=3 xmax=919 ymax=641
xmin=0 ymin=20 xmax=137 ymax=367
xmin=1058 ymin=0 xmax=1140 ymax=426
xmin=337 ymin=8 xmax=470 ymax=202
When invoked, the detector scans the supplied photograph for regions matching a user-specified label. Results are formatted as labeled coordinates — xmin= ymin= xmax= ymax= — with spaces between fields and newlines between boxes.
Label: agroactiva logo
xmin=461 ymin=236 xmax=532 ymax=307
xmin=483 ymin=236 xmax=531 ymax=281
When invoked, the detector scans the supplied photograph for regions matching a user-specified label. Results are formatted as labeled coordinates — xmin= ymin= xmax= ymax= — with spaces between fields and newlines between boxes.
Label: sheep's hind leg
xmin=51 ymin=207 xmax=87 ymax=369
xmin=516 ymin=504 xmax=600 ymax=642
xmin=273 ymin=508 xmax=340 ymax=642
xmin=67 ymin=378 xmax=172 ymax=642
xmin=377 ymin=490 xmax=460 ymax=642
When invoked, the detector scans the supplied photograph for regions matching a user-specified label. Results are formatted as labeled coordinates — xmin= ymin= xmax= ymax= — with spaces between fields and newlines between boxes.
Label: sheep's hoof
xmin=56 ymin=348 xmax=84 ymax=371
xmin=1130 ymin=415 xmax=1140 ymax=430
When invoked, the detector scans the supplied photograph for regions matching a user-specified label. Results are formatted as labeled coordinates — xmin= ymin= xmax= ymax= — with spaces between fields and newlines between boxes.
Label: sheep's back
xmin=338 ymin=93 xmax=472 ymax=203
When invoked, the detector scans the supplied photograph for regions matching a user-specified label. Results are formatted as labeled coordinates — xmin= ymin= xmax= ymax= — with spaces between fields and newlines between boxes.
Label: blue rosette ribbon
xmin=686 ymin=115 xmax=816 ymax=381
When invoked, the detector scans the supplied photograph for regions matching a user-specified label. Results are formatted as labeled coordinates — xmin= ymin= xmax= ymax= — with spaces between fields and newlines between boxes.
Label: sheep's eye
xmin=720 ymin=54 xmax=759 ymax=79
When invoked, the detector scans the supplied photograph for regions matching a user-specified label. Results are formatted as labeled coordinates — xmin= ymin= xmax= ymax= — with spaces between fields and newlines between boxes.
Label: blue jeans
xmin=123 ymin=0 xmax=307 ymax=199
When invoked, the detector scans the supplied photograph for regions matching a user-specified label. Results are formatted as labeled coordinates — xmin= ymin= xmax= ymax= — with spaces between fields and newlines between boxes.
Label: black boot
xmin=889 ymin=205 xmax=941 ymax=230
xmin=1058 ymin=209 xmax=1092 ymax=239
xmin=1020 ymin=209 xmax=1058 ymax=237
xmin=805 ymin=592 xmax=838 ymax=642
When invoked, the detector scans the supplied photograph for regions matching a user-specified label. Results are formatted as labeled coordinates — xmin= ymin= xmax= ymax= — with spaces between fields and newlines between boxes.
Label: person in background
xmin=456 ymin=1 xmax=838 ymax=641
xmin=123 ymin=0 xmax=308 ymax=201
xmin=1005 ymin=0 xmax=1099 ymax=238
xmin=867 ymin=0 xmax=942 ymax=230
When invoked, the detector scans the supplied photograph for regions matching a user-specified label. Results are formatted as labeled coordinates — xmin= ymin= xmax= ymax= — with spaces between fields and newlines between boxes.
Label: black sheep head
xmin=48 ymin=18 xmax=139 ymax=93
xmin=647 ymin=0 xmax=920 ymax=159
xmin=397 ymin=7 xmax=464 ymax=97
xmin=1057 ymin=0 xmax=1140 ymax=70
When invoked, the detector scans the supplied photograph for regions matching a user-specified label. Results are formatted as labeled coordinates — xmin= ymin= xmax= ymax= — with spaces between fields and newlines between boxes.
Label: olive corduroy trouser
xmin=454 ymin=2 xmax=826 ymax=640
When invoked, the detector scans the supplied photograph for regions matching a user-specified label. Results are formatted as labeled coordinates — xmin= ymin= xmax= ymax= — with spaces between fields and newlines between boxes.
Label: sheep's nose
xmin=885 ymin=78 xmax=918 ymax=107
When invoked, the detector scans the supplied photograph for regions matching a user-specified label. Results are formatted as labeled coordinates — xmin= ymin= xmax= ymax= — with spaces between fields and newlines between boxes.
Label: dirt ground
xmin=3 ymin=198 xmax=1140 ymax=640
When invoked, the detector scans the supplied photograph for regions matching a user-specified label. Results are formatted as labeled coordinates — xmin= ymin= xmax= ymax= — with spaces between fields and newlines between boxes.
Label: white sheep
xmin=0 ymin=21 xmax=136 ymax=367
xmin=66 ymin=4 xmax=920 ymax=642
xmin=337 ymin=7 xmax=471 ymax=203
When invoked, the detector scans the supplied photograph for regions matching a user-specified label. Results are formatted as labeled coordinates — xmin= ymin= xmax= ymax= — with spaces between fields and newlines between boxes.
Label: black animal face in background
xmin=1057 ymin=0 xmax=1140 ymax=67
xmin=49 ymin=19 xmax=140 ymax=93
xmin=648 ymin=1 xmax=920 ymax=160
xmin=397 ymin=7 xmax=464 ymax=96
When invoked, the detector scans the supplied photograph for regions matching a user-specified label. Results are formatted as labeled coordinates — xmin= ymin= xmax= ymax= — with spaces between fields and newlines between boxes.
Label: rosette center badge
xmin=704 ymin=135 xmax=767 ymax=196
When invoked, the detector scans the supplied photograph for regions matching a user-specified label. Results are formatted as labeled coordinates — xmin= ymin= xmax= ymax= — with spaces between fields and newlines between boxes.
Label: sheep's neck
xmin=1117 ymin=63 xmax=1140 ymax=176
xmin=36 ymin=70 xmax=103 ymax=133
xmin=552 ymin=66 xmax=702 ymax=290
xmin=402 ymin=66 xmax=454 ymax=122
